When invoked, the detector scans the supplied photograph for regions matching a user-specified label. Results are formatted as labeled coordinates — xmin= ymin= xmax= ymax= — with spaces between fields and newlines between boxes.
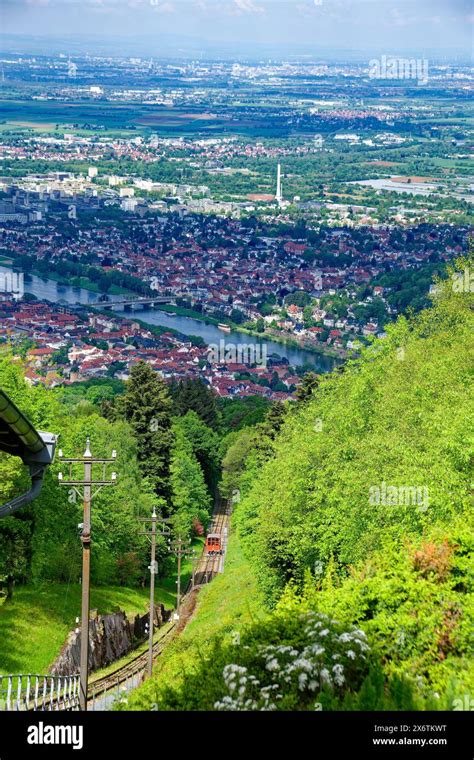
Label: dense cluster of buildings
xmin=0 ymin=298 xmax=297 ymax=400
xmin=0 ymin=195 xmax=467 ymax=359
xmin=0 ymin=54 xmax=471 ymax=397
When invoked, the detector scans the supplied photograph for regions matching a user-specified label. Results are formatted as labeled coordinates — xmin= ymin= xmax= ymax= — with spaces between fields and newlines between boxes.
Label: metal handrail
xmin=0 ymin=673 xmax=80 ymax=711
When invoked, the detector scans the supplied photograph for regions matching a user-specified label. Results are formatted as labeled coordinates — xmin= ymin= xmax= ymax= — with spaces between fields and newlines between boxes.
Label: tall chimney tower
xmin=276 ymin=163 xmax=283 ymax=206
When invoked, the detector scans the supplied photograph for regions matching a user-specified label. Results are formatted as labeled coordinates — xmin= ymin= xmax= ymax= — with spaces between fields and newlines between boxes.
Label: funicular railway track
xmin=192 ymin=499 xmax=230 ymax=587
xmin=87 ymin=623 xmax=177 ymax=708
xmin=13 ymin=621 xmax=179 ymax=711
xmin=18 ymin=499 xmax=232 ymax=709
xmin=87 ymin=497 xmax=231 ymax=708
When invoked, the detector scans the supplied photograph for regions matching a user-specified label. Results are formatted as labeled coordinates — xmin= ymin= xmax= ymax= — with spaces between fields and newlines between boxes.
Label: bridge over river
xmin=101 ymin=295 xmax=175 ymax=311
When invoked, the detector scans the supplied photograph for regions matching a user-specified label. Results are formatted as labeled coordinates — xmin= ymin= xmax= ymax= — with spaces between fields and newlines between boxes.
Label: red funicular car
xmin=205 ymin=533 xmax=222 ymax=556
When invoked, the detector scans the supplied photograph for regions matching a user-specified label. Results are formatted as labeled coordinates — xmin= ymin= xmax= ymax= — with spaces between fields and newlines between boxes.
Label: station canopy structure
xmin=0 ymin=388 xmax=57 ymax=517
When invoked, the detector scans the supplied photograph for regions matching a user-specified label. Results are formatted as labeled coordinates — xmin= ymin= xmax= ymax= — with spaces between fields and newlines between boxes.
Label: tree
xmin=236 ymin=257 xmax=474 ymax=609
xmin=285 ymin=292 xmax=311 ymax=308
xmin=106 ymin=361 xmax=126 ymax=378
xmin=86 ymin=384 xmax=115 ymax=405
xmin=170 ymin=377 xmax=220 ymax=430
xmin=295 ymin=372 xmax=321 ymax=403
xmin=169 ymin=427 xmax=212 ymax=537
xmin=218 ymin=396 xmax=270 ymax=433
xmin=0 ymin=516 xmax=31 ymax=599
xmin=51 ymin=346 xmax=70 ymax=365
xmin=220 ymin=428 xmax=258 ymax=500
xmin=174 ymin=411 xmax=220 ymax=494
xmin=220 ymin=401 xmax=288 ymax=502
xmin=117 ymin=361 xmax=173 ymax=498
xmin=230 ymin=308 xmax=245 ymax=324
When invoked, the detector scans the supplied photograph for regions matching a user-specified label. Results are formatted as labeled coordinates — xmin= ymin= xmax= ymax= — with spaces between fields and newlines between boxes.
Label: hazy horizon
xmin=1 ymin=0 xmax=473 ymax=61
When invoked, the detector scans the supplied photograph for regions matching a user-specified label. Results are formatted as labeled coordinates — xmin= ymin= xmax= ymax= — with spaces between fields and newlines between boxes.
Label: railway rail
xmin=192 ymin=499 xmax=230 ymax=587
xmin=88 ymin=622 xmax=176 ymax=702
xmin=87 ymin=623 xmax=177 ymax=709
xmin=88 ymin=497 xmax=231 ymax=708
xmin=0 ymin=498 xmax=232 ymax=711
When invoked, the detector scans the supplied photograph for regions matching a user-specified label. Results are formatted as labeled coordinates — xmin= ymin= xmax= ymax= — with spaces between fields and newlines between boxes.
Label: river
xmin=2 ymin=268 xmax=336 ymax=372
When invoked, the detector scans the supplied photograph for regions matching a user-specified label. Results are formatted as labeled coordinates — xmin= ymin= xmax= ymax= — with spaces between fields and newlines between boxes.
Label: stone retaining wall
xmin=51 ymin=604 xmax=170 ymax=676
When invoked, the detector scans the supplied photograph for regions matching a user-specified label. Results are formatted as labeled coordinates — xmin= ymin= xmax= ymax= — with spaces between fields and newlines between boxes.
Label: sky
xmin=1 ymin=0 xmax=473 ymax=59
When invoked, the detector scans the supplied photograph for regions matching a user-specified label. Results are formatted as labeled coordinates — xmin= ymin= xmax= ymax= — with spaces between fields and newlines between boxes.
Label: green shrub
xmin=141 ymin=606 xmax=440 ymax=711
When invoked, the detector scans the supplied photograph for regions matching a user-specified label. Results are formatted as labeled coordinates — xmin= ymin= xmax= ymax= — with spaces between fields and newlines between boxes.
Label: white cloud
xmin=149 ymin=1 xmax=175 ymax=12
xmin=233 ymin=0 xmax=263 ymax=15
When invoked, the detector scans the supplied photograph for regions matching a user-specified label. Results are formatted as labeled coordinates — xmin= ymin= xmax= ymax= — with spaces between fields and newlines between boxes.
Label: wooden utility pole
xmin=58 ymin=438 xmax=117 ymax=711
xmin=168 ymin=538 xmax=194 ymax=620
xmin=138 ymin=511 xmax=171 ymax=677
xmin=147 ymin=509 xmax=157 ymax=678
xmin=81 ymin=452 xmax=91 ymax=713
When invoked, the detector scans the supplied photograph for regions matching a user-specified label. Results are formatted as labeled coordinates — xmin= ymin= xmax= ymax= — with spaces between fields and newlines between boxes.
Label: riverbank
xmin=0 ymin=263 xmax=338 ymax=370
xmin=266 ymin=328 xmax=345 ymax=360
xmin=157 ymin=303 xmax=222 ymax=326
xmin=90 ymin=306 xmax=206 ymax=347
xmin=3 ymin=256 xmax=144 ymax=299
xmin=155 ymin=304 xmax=344 ymax=361
xmin=3 ymin=258 xmax=342 ymax=363
xmin=25 ymin=270 xmax=132 ymax=297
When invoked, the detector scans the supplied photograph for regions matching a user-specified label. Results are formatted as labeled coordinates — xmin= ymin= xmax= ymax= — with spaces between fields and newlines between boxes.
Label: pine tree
xmin=295 ymin=372 xmax=321 ymax=403
xmin=258 ymin=401 xmax=287 ymax=440
xmin=170 ymin=377 xmax=220 ymax=430
xmin=117 ymin=361 xmax=173 ymax=498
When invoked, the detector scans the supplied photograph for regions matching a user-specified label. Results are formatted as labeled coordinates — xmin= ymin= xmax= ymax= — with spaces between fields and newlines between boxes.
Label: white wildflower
xmin=320 ymin=668 xmax=331 ymax=684
xmin=298 ymin=672 xmax=308 ymax=691
xmin=266 ymin=658 xmax=279 ymax=672
xmin=332 ymin=663 xmax=345 ymax=687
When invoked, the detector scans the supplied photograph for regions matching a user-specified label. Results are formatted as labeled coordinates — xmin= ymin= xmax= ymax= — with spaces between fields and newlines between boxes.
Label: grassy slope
xmin=0 ymin=542 xmax=202 ymax=675
xmin=124 ymin=525 xmax=264 ymax=709
xmin=0 ymin=585 xmax=150 ymax=675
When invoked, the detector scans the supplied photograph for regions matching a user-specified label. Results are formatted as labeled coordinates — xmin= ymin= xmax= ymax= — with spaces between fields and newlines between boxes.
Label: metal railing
xmin=0 ymin=674 xmax=80 ymax=711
